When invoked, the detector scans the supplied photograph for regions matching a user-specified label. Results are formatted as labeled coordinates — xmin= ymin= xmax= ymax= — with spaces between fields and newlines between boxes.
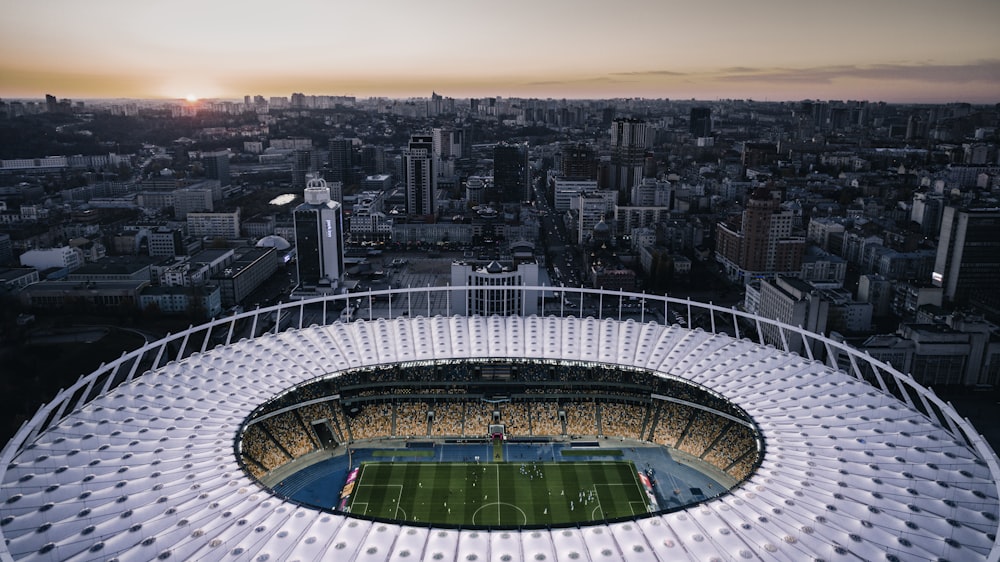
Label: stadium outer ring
xmin=0 ymin=286 xmax=996 ymax=562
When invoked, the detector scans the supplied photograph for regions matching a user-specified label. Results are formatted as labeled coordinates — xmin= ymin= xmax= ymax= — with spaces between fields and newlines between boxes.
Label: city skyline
xmin=1 ymin=0 xmax=998 ymax=104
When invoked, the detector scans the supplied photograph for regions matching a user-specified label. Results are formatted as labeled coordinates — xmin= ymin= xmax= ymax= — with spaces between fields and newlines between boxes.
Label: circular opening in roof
xmin=236 ymin=358 xmax=762 ymax=529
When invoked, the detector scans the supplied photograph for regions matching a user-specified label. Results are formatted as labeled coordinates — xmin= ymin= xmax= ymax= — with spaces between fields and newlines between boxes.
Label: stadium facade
xmin=1 ymin=286 xmax=998 ymax=561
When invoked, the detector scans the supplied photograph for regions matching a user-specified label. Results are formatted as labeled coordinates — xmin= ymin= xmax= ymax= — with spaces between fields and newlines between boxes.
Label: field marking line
xmin=472 ymin=503 xmax=527 ymax=526
xmin=591 ymin=484 xmax=604 ymax=520
xmin=345 ymin=462 xmax=369 ymax=513
xmin=353 ymin=501 xmax=369 ymax=515
xmin=495 ymin=464 xmax=501 ymax=524
xmin=393 ymin=483 xmax=403 ymax=519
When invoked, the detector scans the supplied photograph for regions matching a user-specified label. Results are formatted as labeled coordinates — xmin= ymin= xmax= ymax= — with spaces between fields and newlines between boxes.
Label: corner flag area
xmin=345 ymin=461 xmax=650 ymax=526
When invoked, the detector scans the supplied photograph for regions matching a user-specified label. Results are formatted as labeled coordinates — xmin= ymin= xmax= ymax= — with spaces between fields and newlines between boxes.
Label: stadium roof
xmin=1 ymin=307 xmax=998 ymax=561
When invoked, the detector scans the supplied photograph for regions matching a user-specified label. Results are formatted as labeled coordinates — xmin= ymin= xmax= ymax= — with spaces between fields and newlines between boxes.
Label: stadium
xmin=1 ymin=286 xmax=998 ymax=561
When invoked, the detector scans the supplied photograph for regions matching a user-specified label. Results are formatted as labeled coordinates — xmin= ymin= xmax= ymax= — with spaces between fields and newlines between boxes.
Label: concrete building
xmin=172 ymin=186 xmax=214 ymax=219
xmin=573 ymin=191 xmax=616 ymax=245
xmin=857 ymin=274 xmax=893 ymax=317
xmin=187 ymin=210 xmax=241 ymax=240
xmin=148 ymin=227 xmax=185 ymax=257
xmin=799 ymin=247 xmax=846 ymax=288
xmin=629 ymin=178 xmax=673 ymax=208
xmin=211 ymin=247 xmax=279 ymax=307
xmin=403 ymin=134 xmax=435 ymax=217
xmin=806 ymin=217 xmax=846 ymax=252
xmin=203 ymin=150 xmax=230 ymax=187
xmin=450 ymin=259 xmax=540 ymax=316
xmin=757 ymin=276 xmax=828 ymax=355
xmin=0 ymin=267 xmax=39 ymax=292
xmin=361 ymin=174 xmax=393 ymax=192
xmin=898 ymin=323 xmax=973 ymax=386
xmin=139 ymin=285 xmax=223 ymax=319
xmin=552 ymin=179 xmax=598 ymax=212
xmin=19 ymin=279 xmax=149 ymax=311
xmin=159 ymin=249 xmax=234 ymax=288
xmin=609 ymin=118 xmax=651 ymax=203
xmin=716 ymin=188 xmax=805 ymax=282
xmin=350 ymin=191 xmax=393 ymax=241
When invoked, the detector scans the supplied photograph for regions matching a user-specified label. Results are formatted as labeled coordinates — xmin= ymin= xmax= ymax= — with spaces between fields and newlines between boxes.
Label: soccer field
xmin=345 ymin=461 xmax=650 ymax=526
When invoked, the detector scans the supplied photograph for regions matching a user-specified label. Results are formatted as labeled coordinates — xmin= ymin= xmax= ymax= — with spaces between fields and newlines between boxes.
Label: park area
xmin=344 ymin=460 xmax=650 ymax=527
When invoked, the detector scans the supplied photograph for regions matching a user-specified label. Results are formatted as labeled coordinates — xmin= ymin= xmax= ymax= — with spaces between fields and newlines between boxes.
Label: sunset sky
xmin=1 ymin=0 xmax=998 ymax=103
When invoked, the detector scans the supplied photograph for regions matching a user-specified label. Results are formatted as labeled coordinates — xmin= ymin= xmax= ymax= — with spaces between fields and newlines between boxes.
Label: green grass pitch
xmin=345 ymin=461 xmax=650 ymax=526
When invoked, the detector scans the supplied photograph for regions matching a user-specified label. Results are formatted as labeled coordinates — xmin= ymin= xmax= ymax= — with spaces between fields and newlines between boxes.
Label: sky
xmin=1 ymin=0 xmax=998 ymax=103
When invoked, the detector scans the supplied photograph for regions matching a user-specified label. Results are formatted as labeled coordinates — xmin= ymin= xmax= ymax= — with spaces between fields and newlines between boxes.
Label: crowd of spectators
xmin=394 ymin=401 xmax=428 ymax=437
xmin=564 ymin=401 xmax=597 ymax=435
xmin=429 ymin=402 xmax=465 ymax=436
xmin=349 ymin=403 xmax=393 ymax=440
xmin=263 ymin=411 xmax=316 ymax=458
xmin=239 ymin=358 xmax=761 ymax=483
xmin=600 ymin=402 xmax=647 ymax=440
xmin=531 ymin=402 xmax=562 ymax=435
xmin=676 ymin=411 xmax=726 ymax=458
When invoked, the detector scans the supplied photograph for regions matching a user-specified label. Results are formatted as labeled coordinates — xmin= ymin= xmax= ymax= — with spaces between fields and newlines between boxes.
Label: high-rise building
xmin=492 ymin=142 xmax=529 ymax=203
xmin=932 ymin=206 xmax=1000 ymax=304
xmin=559 ymin=142 xmax=597 ymax=180
xmin=293 ymin=178 xmax=344 ymax=290
xmin=203 ymin=150 xmax=230 ymax=187
xmin=359 ymin=144 xmax=386 ymax=175
xmin=715 ymin=188 xmax=805 ymax=282
xmin=403 ymin=135 xmax=435 ymax=217
xmin=292 ymin=149 xmax=316 ymax=188
xmin=609 ymin=118 xmax=651 ymax=203
xmin=328 ymin=138 xmax=354 ymax=186
xmin=689 ymin=106 xmax=712 ymax=138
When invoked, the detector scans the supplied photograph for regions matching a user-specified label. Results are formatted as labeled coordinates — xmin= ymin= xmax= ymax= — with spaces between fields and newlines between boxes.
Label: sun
xmin=185 ymin=94 xmax=199 ymax=103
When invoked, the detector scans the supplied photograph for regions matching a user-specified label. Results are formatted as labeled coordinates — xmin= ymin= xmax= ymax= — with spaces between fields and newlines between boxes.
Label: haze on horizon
xmin=1 ymin=0 xmax=998 ymax=104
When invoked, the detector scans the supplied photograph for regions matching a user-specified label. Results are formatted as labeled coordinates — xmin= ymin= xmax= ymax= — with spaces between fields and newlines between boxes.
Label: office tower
xmin=403 ymin=134 xmax=435 ymax=216
xmin=609 ymin=118 xmax=650 ymax=204
xmin=293 ymin=178 xmax=344 ymax=288
xmin=932 ymin=206 xmax=1000 ymax=304
xmin=493 ymin=142 xmax=530 ymax=203
xmin=359 ymin=144 xmax=385 ymax=175
xmin=716 ymin=188 xmax=805 ymax=282
xmin=559 ymin=142 xmax=597 ymax=180
xmin=292 ymin=149 xmax=316 ymax=188
xmin=203 ymin=150 xmax=230 ymax=187
xmin=689 ymin=106 xmax=712 ymax=138
xmin=328 ymin=137 xmax=353 ymax=185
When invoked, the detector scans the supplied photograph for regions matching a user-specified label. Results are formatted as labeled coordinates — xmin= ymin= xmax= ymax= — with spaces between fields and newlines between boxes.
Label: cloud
xmin=715 ymin=60 xmax=1000 ymax=84
xmin=610 ymin=69 xmax=689 ymax=77
xmin=522 ymin=76 xmax=626 ymax=87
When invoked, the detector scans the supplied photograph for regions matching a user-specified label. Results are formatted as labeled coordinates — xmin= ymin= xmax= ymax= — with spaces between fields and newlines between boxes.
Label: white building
xmin=19 ymin=246 xmax=83 ymax=272
xmin=758 ymin=276 xmax=829 ymax=355
xmin=552 ymin=178 xmax=598 ymax=212
xmin=629 ymin=177 xmax=673 ymax=208
xmin=187 ymin=210 xmax=241 ymax=239
xmin=806 ymin=217 xmax=846 ymax=252
xmin=572 ymin=191 xmax=616 ymax=245
xmin=450 ymin=260 xmax=540 ymax=316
